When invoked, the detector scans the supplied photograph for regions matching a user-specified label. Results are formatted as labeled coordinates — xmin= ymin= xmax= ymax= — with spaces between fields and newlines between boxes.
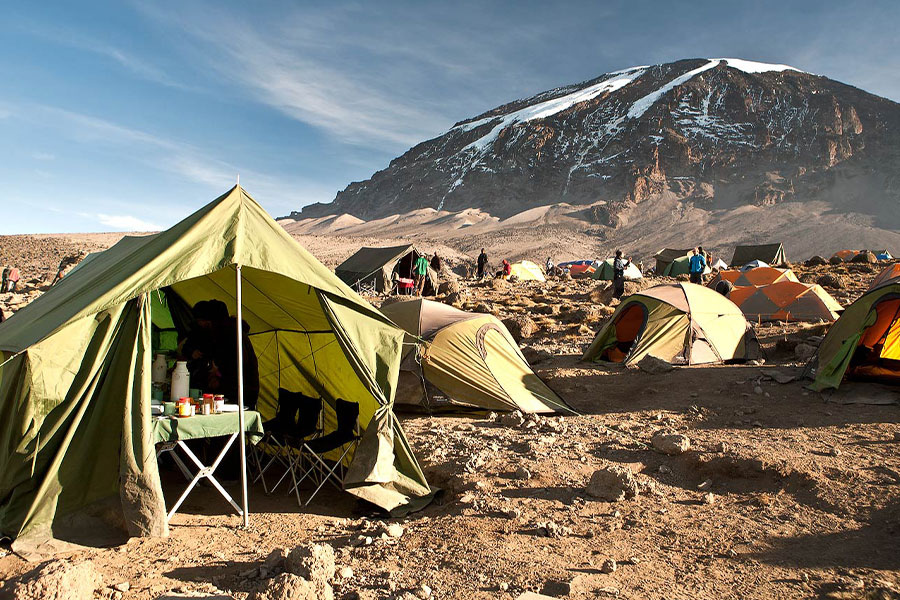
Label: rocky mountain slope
xmin=293 ymin=58 xmax=900 ymax=259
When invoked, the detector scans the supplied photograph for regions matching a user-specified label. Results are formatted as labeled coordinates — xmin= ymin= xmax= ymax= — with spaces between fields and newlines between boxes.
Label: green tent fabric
xmin=335 ymin=245 xmax=438 ymax=295
xmin=730 ymin=243 xmax=787 ymax=267
xmin=0 ymin=185 xmax=431 ymax=553
xmin=591 ymin=259 xmax=643 ymax=281
xmin=662 ymin=255 xmax=711 ymax=277
xmin=806 ymin=277 xmax=900 ymax=390
xmin=582 ymin=283 xmax=759 ymax=366
xmin=379 ymin=299 xmax=574 ymax=414
xmin=653 ymin=248 xmax=691 ymax=275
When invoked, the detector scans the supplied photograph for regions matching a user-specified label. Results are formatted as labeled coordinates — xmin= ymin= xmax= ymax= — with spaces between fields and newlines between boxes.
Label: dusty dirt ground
xmin=0 ymin=232 xmax=898 ymax=600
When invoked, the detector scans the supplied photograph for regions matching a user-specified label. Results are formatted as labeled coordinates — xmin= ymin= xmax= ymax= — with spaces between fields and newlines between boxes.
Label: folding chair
xmin=252 ymin=388 xmax=322 ymax=494
xmin=288 ymin=398 xmax=360 ymax=506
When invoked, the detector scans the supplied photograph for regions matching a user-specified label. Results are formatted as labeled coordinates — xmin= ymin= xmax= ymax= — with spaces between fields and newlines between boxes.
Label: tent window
xmin=602 ymin=303 xmax=647 ymax=362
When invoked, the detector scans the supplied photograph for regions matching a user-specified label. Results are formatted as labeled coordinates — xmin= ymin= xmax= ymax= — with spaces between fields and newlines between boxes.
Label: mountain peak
xmin=297 ymin=57 xmax=898 ymax=242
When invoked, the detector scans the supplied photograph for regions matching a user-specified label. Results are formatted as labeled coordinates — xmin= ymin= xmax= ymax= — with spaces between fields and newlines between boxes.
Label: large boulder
xmin=285 ymin=543 xmax=335 ymax=588
xmin=490 ymin=278 xmax=509 ymax=291
xmin=584 ymin=465 xmax=639 ymax=501
xmin=816 ymin=273 xmax=845 ymax=289
xmin=637 ymin=355 xmax=674 ymax=374
xmin=651 ymin=431 xmax=691 ymax=455
xmin=5 ymin=560 xmax=101 ymax=600
xmin=805 ymin=255 xmax=827 ymax=267
xmin=503 ymin=315 xmax=538 ymax=342
xmin=829 ymin=255 xmax=844 ymax=265
xmin=438 ymin=279 xmax=460 ymax=295
xmin=250 ymin=573 xmax=326 ymax=600
xmin=851 ymin=251 xmax=877 ymax=264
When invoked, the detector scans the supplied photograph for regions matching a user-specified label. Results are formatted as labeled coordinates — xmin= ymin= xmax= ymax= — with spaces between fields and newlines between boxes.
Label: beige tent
xmin=335 ymin=245 xmax=438 ymax=295
xmin=583 ymin=283 xmax=759 ymax=365
xmin=509 ymin=261 xmax=546 ymax=282
xmin=380 ymin=299 xmax=573 ymax=414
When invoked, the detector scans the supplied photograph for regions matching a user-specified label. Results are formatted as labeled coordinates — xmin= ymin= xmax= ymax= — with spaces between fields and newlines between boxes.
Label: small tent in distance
xmin=870 ymin=264 xmax=900 ymax=290
xmin=807 ymin=275 xmax=900 ymax=390
xmin=876 ymin=250 xmax=894 ymax=261
xmin=654 ymin=248 xmax=691 ymax=275
xmin=509 ymin=261 xmax=546 ymax=282
xmin=730 ymin=243 xmax=787 ymax=267
xmin=582 ymin=283 xmax=759 ymax=366
xmin=380 ymin=299 xmax=573 ymax=414
xmin=335 ymin=245 xmax=438 ymax=295
xmin=592 ymin=259 xmax=643 ymax=281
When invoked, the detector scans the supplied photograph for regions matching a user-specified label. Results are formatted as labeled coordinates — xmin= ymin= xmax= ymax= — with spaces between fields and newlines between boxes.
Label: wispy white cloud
xmin=15 ymin=20 xmax=191 ymax=90
xmin=31 ymin=151 xmax=55 ymax=160
xmin=97 ymin=213 xmax=162 ymax=231
xmin=132 ymin=3 xmax=544 ymax=149
xmin=14 ymin=103 xmax=337 ymax=212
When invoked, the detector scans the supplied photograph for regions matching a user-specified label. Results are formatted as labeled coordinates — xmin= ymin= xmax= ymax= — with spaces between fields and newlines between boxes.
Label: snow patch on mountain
xmin=456 ymin=67 xmax=646 ymax=153
xmin=627 ymin=58 xmax=804 ymax=121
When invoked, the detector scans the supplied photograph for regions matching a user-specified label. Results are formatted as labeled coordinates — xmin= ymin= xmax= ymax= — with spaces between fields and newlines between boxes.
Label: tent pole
xmin=236 ymin=264 xmax=249 ymax=527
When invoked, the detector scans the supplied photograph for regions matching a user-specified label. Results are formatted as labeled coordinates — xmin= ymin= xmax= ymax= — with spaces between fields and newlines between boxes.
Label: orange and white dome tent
xmin=728 ymin=281 xmax=842 ymax=322
xmin=870 ymin=263 xmax=900 ymax=291
xmin=831 ymin=249 xmax=859 ymax=262
xmin=708 ymin=266 xmax=799 ymax=289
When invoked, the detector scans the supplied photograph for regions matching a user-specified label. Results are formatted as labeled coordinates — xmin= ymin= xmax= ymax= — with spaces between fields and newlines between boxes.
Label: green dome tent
xmin=0 ymin=186 xmax=431 ymax=554
xmin=583 ymin=283 xmax=759 ymax=365
xmin=806 ymin=274 xmax=900 ymax=390
xmin=591 ymin=259 xmax=643 ymax=281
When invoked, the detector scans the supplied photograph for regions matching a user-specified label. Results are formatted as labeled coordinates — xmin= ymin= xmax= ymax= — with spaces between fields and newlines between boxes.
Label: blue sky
xmin=2 ymin=0 xmax=898 ymax=234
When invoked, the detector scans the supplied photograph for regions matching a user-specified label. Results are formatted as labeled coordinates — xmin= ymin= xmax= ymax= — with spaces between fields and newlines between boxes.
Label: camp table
xmin=153 ymin=410 xmax=264 ymax=522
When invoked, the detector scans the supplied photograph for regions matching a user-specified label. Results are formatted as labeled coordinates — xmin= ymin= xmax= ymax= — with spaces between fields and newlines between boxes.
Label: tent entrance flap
xmin=848 ymin=298 xmax=900 ymax=382
xmin=602 ymin=303 xmax=647 ymax=362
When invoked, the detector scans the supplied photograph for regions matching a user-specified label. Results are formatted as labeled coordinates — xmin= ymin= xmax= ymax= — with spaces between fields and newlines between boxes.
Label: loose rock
xmin=585 ymin=465 xmax=639 ymax=501
xmin=651 ymin=431 xmax=691 ymax=455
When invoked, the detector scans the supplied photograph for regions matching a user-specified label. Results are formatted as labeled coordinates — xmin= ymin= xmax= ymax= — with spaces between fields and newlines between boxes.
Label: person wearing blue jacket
xmin=689 ymin=247 xmax=707 ymax=284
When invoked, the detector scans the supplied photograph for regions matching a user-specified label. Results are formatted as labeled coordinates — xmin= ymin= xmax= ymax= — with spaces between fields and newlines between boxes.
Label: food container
xmin=213 ymin=395 xmax=225 ymax=414
xmin=201 ymin=403 xmax=211 ymax=415
xmin=177 ymin=397 xmax=192 ymax=418
xmin=163 ymin=402 xmax=177 ymax=416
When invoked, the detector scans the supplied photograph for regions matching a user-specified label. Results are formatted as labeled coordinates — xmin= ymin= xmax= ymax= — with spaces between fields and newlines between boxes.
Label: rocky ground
xmin=0 ymin=234 xmax=898 ymax=600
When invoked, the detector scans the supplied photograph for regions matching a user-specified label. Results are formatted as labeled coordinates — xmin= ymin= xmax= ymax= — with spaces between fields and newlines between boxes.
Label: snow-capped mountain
xmin=297 ymin=58 xmax=900 ymax=233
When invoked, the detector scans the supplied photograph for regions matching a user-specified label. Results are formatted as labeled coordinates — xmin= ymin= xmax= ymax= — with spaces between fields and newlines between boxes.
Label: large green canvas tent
xmin=335 ymin=245 xmax=438 ymax=295
xmin=806 ymin=274 xmax=900 ymax=390
xmin=379 ymin=299 xmax=574 ymax=414
xmin=0 ymin=186 xmax=431 ymax=554
xmin=730 ymin=243 xmax=787 ymax=267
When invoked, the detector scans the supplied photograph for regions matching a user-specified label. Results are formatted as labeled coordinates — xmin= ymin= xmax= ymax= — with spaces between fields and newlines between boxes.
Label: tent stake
xmin=236 ymin=264 xmax=249 ymax=528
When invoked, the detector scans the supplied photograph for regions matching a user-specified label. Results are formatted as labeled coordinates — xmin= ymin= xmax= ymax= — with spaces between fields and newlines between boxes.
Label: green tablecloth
xmin=152 ymin=411 xmax=264 ymax=444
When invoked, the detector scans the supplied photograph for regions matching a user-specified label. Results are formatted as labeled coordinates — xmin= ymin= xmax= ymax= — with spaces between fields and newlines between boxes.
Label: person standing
xmin=414 ymin=253 xmax=430 ymax=295
xmin=7 ymin=267 xmax=20 ymax=292
xmin=430 ymin=252 xmax=442 ymax=273
xmin=545 ymin=257 xmax=555 ymax=277
xmin=689 ymin=247 xmax=707 ymax=284
xmin=0 ymin=267 xmax=8 ymax=293
xmin=476 ymin=248 xmax=488 ymax=280
xmin=613 ymin=250 xmax=632 ymax=300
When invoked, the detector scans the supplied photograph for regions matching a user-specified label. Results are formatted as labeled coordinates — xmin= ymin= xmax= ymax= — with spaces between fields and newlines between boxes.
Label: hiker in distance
xmin=689 ymin=246 xmax=708 ymax=284
xmin=613 ymin=250 xmax=632 ymax=299
xmin=476 ymin=248 xmax=489 ymax=280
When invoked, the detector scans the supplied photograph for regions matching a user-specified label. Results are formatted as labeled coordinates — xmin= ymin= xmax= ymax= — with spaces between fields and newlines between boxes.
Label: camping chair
xmin=251 ymin=388 xmax=322 ymax=494
xmin=288 ymin=398 xmax=360 ymax=506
